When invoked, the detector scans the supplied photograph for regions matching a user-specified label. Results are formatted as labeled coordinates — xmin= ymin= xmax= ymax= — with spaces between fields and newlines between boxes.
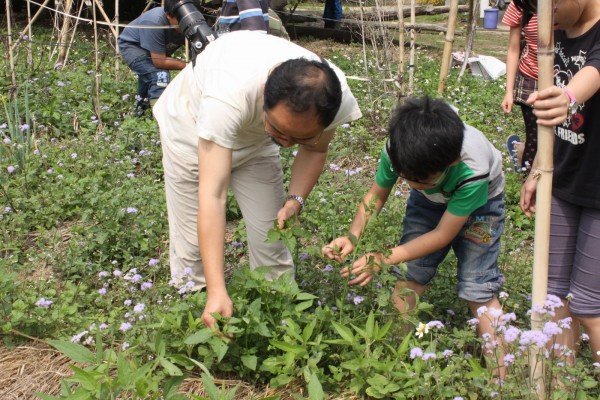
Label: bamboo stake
xmin=63 ymin=0 xmax=85 ymax=66
xmin=530 ymin=0 xmax=554 ymax=397
xmin=26 ymin=0 xmax=33 ymax=66
xmin=396 ymin=0 xmax=405 ymax=98
xmin=437 ymin=0 xmax=459 ymax=94
xmin=115 ymin=0 xmax=120 ymax=76
xmin=358 ymin=0 xmax=373 ymax=104
xmin=10 ymin=0 xmax=51 ymax=53
xmin=57 ymin=0 xmax=74 ymax=66
xmin=458 ymin=0 xmax=479 ymax=80
xmin=5 ymin=0 xmax=17 ymax=96
xmin=408 ymin=0 xmax=416 ymax=95
xmin=92 ymin=0 xmax=102 ymax=127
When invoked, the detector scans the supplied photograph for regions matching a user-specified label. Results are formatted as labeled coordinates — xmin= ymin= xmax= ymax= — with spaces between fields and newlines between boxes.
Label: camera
xmin=171 ymin=0 xmax=218 ymax=65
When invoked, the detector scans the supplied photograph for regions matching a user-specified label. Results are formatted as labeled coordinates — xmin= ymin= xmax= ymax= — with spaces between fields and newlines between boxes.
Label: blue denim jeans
xmin=393 ymin=189 xmax=505 ymax=303
xmin=119 ymin=41 xmax=171 ymax=102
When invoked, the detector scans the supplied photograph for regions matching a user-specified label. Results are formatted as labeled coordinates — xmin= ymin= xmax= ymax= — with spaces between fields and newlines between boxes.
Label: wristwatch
xmin=285 ymin=194 xmax=304 ymax=212
xmin=563 ymin=87 xmax=578 ymax=119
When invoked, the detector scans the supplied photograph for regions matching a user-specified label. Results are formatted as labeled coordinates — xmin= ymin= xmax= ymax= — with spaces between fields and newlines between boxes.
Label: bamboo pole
xmin=92 ymin=0 xmax=102 ymax=127
xmin=458 ymin=0 xmax=479 ymax=80
xmin=11 ymin=0 xmax=51 ymax=53
xmin=408 ymin=0 xmax=416 ymax=95
xmin=396 ymin=0 xmax=405 ymax=98
xmin=5 ymin=0 xmax=17 ymax=96
xmin=530 ymin=0 xmax=554 ymax=397
xmin=437 ymin=0 xmax=459 ymax=94
xmin=358 ymin=0 xmax=373 ymax=104
xmin=26 ymin=0 xmax=33 ymax=66
xmin=115 ymin=0 xmax=120 ymax=76
xmin=63 ymin=0 xmax=85 ymax=66
xmin=57 ymin=0 xmax=74 ymax=66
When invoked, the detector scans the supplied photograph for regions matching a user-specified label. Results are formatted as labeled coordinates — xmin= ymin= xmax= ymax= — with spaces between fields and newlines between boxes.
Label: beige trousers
xmin=161 ymin=137 xmax=294 ymax=291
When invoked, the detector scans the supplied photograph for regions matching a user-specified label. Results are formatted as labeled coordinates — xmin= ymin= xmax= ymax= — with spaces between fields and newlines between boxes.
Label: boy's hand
xmin=341 ymin=252 xmax=384 ymax=286
xmin=322 ymin=236 xmax=355 ymax=262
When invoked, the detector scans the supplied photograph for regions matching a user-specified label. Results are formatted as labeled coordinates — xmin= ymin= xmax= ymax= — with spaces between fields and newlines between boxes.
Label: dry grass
xmin=0 ymin=341 xmax=362 ymax=399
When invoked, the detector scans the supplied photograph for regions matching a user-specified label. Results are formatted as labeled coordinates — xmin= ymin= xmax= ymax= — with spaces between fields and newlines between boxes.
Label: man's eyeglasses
xmin=263 ymin=111 xmax=324 ymax=146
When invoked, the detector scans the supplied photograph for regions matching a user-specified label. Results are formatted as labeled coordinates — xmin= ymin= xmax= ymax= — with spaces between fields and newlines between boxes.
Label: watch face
xmin=569 ymin=102 xmax=578 ymax=116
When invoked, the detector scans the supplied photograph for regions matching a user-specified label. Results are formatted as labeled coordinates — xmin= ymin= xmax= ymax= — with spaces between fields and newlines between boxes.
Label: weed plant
xmin=0 ymin=26 xmax=598 ymax=399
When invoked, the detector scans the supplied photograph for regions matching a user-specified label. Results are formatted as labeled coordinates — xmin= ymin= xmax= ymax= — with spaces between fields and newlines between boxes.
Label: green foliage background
xmin=0 ymin=20 xmax=597 ymax=400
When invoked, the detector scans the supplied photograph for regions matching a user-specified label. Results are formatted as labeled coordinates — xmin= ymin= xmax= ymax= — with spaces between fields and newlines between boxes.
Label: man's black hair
xmin=164 ymin=0 xmax=179 ymax=16
xmin=164 ymin=0 xmax=201 ymax=16
xmin=388 ymin=96 xmax=464 ymax=182
xmin=264 ymin=58 xmax=342 ymax=128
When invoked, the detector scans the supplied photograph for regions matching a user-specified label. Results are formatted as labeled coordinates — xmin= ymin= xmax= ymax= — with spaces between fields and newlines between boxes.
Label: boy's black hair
xmin=264 ymin=58 xmax=342 ymax=128
xmin=388 ymin=96 xmax=464 ymax=182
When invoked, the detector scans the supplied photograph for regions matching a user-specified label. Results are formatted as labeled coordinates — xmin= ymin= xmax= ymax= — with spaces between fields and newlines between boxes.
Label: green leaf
xmin=47 ymin=340 xmax=95 ymax=364
xmin=307 ymin=373 xmax=324 ymax=400
xmin=201 ymin=372 xmax=220 ymax=399
xmin=69 ymin=365 xmax=100 ymax=392
xmin=365 ymin=311 xmax=375 ymax=338
xmin=270 ymin=341 xmax=306 ymax=355
xmin=295 ymin=300 xmax=313 ymax=312
xmin=241 ymin=355 xmax=258 ymax=371
xmin=163 ymin=375 xmax=185 ymax=399
xmin=160 ymin=357 xmax=184 ymax=376
xmin=331 ymin=321 xmax=355 ymax=343
xmin=296 ymin=292 xmax=318 ymax=301
xmin=32 ymin=394 xmax=60 ymax=400
xmin=184 ymin=329 xmax=214 ymax=345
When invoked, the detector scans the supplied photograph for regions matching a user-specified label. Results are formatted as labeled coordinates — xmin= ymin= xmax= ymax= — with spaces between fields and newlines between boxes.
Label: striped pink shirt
xmin=501 ymin=2 xmax=538 ymax=79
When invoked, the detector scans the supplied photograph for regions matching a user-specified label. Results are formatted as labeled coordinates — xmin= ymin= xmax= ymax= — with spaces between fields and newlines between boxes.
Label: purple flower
xmin=299 ymin=252 xmax=310 ymax=262
xmin=122 ymin=94 xmax=130 ymax=101
xmin=124 ymin=299 xmax=132 ymax=306
xmin=130 ymin=274 xmax=142 ymax=283
xmin=35 ymin=298 xmax=53 ymax=309
xmin=543 ymin=321 xmax=562 ymax=337
xmin=7 ymin=166 xmax=15 ymax=174
xmin=113 ymin=270 xmax=122 ymax=276
xmin=57 ymin=81 xmax=65 ymax=87
xmin=352 ymin=295 xmax=364 ymax=305
xmin=98 ymin=271 xmax=109 ymax=278
xmin=503 ymin=353 xmax=516 ymax=366
xmin=119 ymin=322 xmax=132 ymax=332
xmin=519 ymin=330 xmax=549 ymax=347
xmin=467 ymin=318 xmax=480 ymax=326
xmin=141 ymin=281 xmax=153 ymax=291
xmin=125 ymin=207 xmax=138 ymax=214
xmin=19 ymin=124 xmax=30 ymax=132
xmin=3 ymin=138 xmax=11 ymax=144
xmin=427 ymin=320 xmax=444 ymax=330
xmin=476 ymin=306 xmax=488 ymax=317
xmin=127 ymin=173 xmax=135 ymax=178
xmin=121 ymin=342 xmax=130 ymax=351
xmin=98 ymin=288 xmax=107 ymax=295
xmin=422 ymin=352 xmax=437 ymax=361
xmin=133 ymin=303 xmax=145 ymax=313
xmin=148 ymin=258 xmax=159 ymax=267
xmin=410 ymin=347 xmax=423 ymax=359
xmin=446 ymin=309 xmax=455 ymax=316
xmin=443 ymin=349 xmax=453 ymax=358
xmin=231 ymin=241 xmax=243 ymax=248
xmin=503 ymin=326 xmax=521 ymax=343
xmin=99 ymin=323 xmax=108 ymax=330
xmin=323 ymin=264 xmax=334 ymax=273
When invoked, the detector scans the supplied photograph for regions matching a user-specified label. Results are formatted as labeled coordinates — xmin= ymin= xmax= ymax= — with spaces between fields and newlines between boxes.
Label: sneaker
xmin=506 ymin=134 xmax=521 ymax=173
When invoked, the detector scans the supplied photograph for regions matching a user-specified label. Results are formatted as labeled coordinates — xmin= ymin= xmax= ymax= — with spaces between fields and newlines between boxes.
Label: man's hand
xmin=277 ymin=201 xmax=301 ymax=229
xmin=340 ymin=252 xmax=384 ymax=286
xmin=202 ymin=290 xmax=233 ymax=329
xmin=520 ymin=175 xmax=538 ymax=218
xmin=322 ymin=236 xmax=355 ymax=262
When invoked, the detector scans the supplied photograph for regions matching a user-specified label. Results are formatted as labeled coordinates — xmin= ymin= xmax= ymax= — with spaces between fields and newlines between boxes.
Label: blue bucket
xmin=483 ymin=8 xmax=499 ymax=29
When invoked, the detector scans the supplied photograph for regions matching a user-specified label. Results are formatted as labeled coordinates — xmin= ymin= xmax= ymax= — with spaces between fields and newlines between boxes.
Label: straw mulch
xmin=0 ymin=341 xmax=73 ymax=399
xmin=0 ymin=341 xmax=359 ymax=399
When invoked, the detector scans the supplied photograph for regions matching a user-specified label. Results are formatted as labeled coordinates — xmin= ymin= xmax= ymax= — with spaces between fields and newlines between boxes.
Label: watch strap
xmin=285 ymin=194 xmax=304 ymax=211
